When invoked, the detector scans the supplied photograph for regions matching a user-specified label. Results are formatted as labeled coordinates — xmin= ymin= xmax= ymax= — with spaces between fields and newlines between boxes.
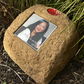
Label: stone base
xmin=3 ymin=4 xmax=79 ymax=84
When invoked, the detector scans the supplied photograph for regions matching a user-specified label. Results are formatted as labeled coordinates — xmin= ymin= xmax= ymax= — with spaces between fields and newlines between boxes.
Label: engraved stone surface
xmin=3 ymin=4 xmax=79 ymax=84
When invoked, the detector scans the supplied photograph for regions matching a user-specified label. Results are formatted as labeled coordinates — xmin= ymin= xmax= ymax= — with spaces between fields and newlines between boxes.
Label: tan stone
xmin=3 ymin=4 xmax=79 ymax=84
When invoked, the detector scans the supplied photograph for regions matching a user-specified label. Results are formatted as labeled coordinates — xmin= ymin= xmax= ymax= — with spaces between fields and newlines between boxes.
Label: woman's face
xmin=35 ymin=22 xmax=47 ymax=33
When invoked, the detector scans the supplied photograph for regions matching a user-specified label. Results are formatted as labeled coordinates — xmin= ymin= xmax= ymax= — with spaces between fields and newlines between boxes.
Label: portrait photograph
xmin=14 ymin=14 xmax=57 ymax=51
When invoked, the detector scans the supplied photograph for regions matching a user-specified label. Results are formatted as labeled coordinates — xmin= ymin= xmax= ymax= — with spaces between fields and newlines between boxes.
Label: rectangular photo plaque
xmin=14 ymin=14 xmax=57 ymax=51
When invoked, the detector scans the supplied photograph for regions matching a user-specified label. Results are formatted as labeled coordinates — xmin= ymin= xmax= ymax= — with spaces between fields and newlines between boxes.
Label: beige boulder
xmin=3 ymin=4 xmax=79 ymax=84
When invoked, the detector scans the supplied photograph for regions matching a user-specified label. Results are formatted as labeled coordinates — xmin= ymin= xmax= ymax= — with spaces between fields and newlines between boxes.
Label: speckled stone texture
xmin=3 ymin=4 xmax=79 ymax=84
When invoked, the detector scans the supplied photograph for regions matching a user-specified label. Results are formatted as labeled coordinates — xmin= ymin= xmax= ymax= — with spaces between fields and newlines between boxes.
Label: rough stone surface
xmin=3 ymin=4 xmax=79 ymax=84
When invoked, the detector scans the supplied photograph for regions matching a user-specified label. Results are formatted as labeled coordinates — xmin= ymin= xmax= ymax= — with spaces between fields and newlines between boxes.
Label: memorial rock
xmin=3 ymin=4 xmax=79 ymax=84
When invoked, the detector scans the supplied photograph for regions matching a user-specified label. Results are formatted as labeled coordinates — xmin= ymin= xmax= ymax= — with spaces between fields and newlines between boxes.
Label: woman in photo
xmin=15 ymin=19 xmax=49 ymax=50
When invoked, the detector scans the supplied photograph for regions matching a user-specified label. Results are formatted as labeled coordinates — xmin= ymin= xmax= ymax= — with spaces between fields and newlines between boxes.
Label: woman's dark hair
xmin=28 ymin=19 xmax=49 ymax=33
xmin=27 ymin=19 xmax=49 ymax=42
